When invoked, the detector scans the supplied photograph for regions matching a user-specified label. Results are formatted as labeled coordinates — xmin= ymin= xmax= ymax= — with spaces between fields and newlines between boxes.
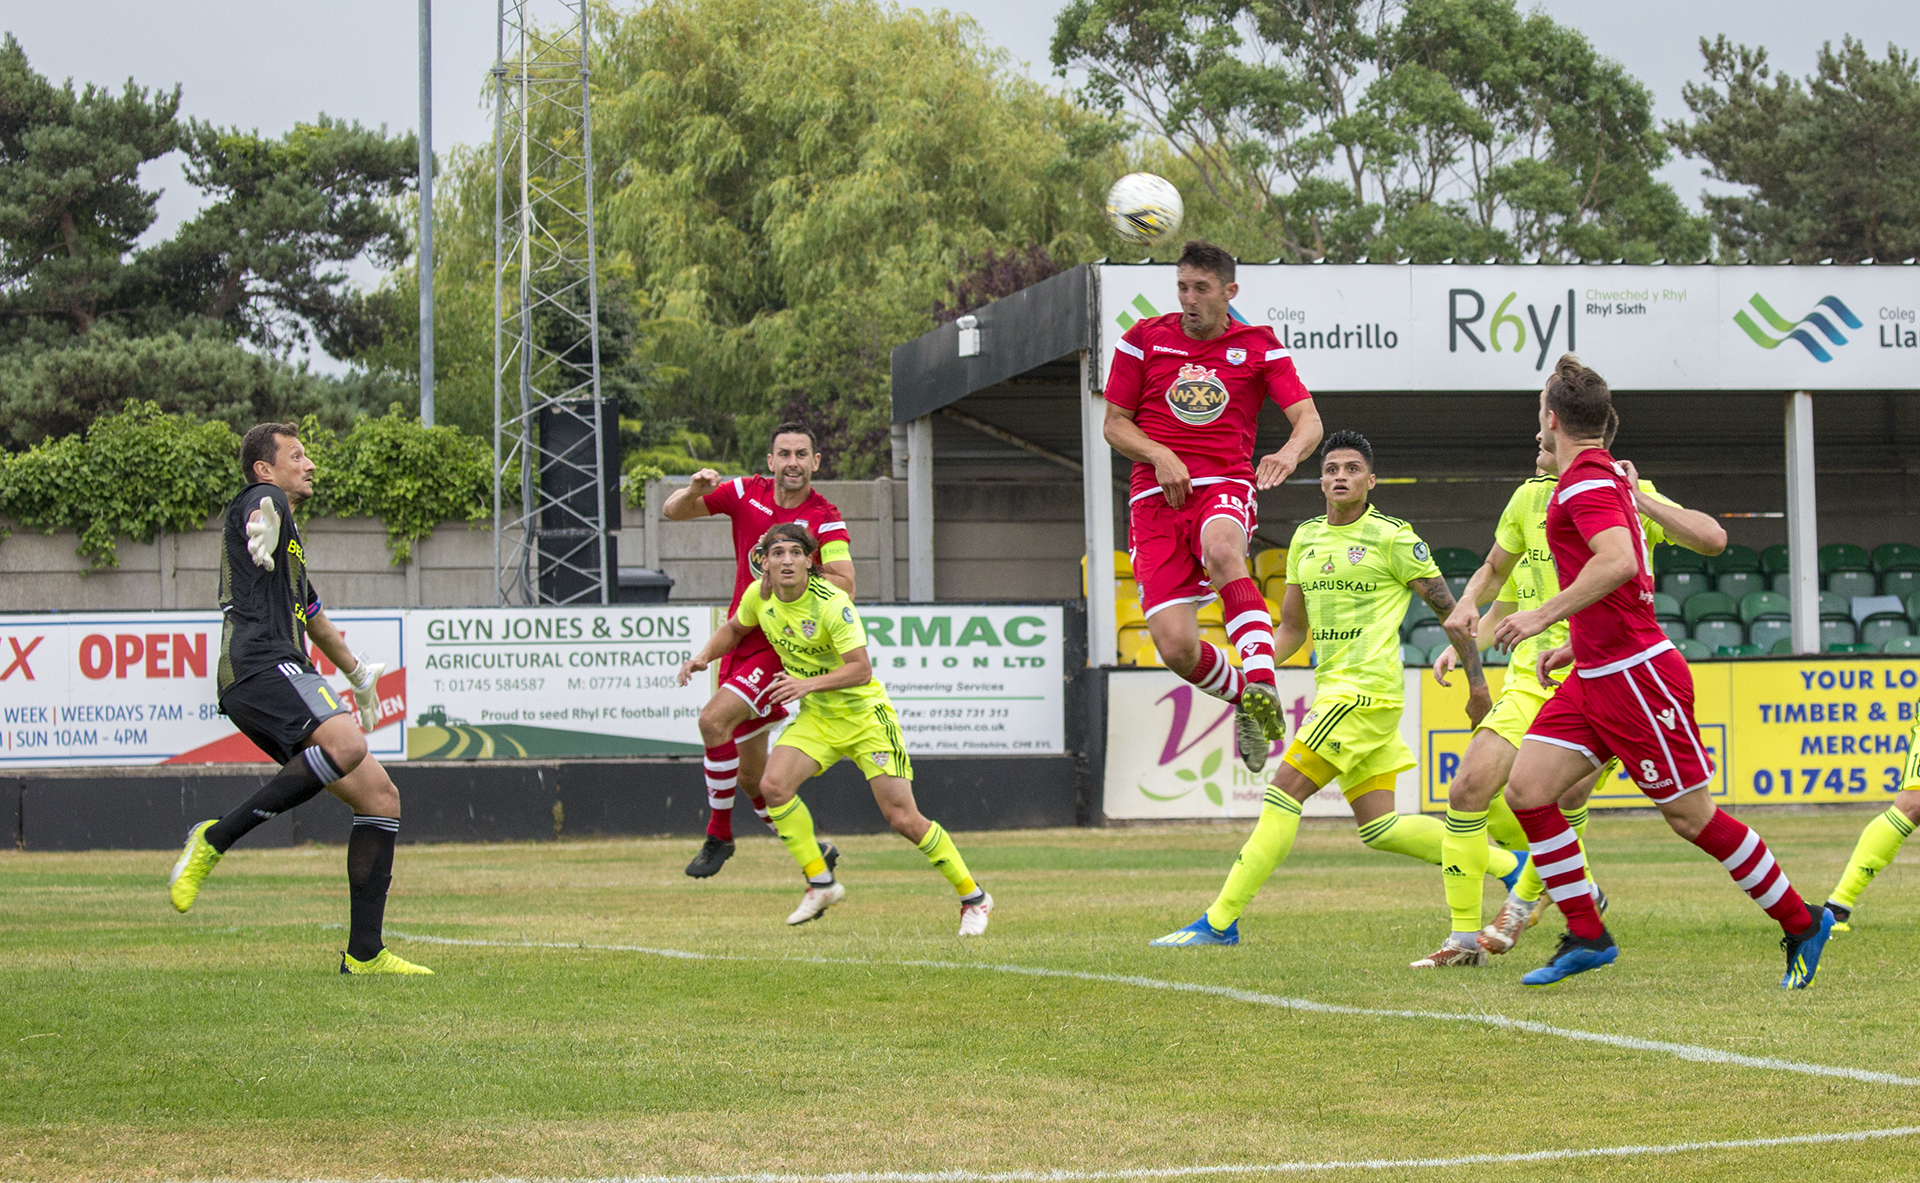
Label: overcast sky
xmin=7 ymin=1 xmax=1916 ymax=288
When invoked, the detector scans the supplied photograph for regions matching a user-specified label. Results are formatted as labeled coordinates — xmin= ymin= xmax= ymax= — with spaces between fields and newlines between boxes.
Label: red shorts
xmin=1525 ymin=644 xmax=1714 ymax=803
xmin=1128 ymin=479 xmax=1257 ymax=616
xmin=718 ymin=634 xmax=793 ymax=741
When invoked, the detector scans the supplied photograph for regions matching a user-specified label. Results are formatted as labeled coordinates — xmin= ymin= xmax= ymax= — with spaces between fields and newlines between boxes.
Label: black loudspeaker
xmin=536 ymin=397 xmax=620 ymax=604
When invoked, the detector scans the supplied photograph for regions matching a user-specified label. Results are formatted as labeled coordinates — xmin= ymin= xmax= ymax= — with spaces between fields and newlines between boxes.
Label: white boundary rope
xmin=385 ymin=931 xmax=1920 ymax=1087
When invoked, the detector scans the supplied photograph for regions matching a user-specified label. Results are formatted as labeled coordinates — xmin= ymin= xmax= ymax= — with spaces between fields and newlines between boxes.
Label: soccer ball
xmin=1105 ymin=173 xmax=1184 ymax=246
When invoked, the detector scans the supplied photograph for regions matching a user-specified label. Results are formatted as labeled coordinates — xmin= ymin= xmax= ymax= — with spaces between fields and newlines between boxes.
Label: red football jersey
xmin=1104 ymin=313 xmax=1312 ymax=502
xmin=1546 ymin=448 xmax=1671 ymax=668
xmin=700 ymin=475 xmax=852 ymax=615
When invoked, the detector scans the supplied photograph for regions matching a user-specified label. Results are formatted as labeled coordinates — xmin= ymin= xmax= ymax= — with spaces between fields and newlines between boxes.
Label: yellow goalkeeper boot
xmin=168 ymin=820 xmax=222 ymax=913
xmin=340 ymin=948 xmax=434 ymax=975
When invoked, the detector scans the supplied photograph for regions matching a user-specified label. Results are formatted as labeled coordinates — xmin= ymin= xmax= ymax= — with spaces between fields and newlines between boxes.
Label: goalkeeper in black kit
xmin=167 ymin=422 xmax=430 ymax=975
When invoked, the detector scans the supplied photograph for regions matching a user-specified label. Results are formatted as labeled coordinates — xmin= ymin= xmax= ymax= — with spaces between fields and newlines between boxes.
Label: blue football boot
xmin=1149 ymin=916 xmax=1240 ymax=947
xmin=1521 ymin=928 xmax=1619 ymax=987
xmin=1781 ymin=904 xmax=1835 ymax=989
xmin=1498 ymin=850 xmax=1531 ymax=892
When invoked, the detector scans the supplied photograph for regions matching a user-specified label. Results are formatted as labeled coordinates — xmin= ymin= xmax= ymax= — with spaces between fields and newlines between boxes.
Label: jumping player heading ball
xmin=1103 ymin=240 xmax=1324 ymax=771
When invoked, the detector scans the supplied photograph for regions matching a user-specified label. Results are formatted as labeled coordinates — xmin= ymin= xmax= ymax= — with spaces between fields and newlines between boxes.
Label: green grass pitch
xmin=2 ymin=811 xmax=1916 ymax=1182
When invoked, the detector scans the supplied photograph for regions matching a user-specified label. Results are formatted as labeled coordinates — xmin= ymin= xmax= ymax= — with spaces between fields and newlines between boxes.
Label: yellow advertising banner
xmin=1416 ymin=658 xmax=1920 ymax=810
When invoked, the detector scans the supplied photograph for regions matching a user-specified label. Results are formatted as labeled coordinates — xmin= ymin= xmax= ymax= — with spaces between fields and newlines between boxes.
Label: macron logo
xmin=1152 ymin=345 xmax=1191 ymax=355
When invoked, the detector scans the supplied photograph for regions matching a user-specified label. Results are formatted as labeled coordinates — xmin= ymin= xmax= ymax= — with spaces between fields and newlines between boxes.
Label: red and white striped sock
xmin=747 ymin=791 xmax=772 ymax=829
xmin=1514 ymin=803 xmax=1606 ymax=940
xmin=1183 ymin=640 xmax=1246 ymax=704
xmin=1219 ymin=578 xmax=1276 ymax=687
xmin=1693 ymin=808 xmax=1813 ymax=933
xmin=704 ymin=741 xmax=740 ymax=841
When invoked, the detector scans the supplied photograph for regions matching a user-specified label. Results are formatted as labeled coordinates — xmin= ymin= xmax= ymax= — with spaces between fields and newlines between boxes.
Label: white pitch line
xmin=268 ymin=1125 xmax=1920 ymax=1182
xmin=383 ymin=931 xmax=1920 ymax=1087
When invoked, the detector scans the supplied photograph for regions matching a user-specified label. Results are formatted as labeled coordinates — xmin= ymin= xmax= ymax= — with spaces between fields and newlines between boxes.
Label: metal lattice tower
xmin=492 ymin=0 xmax=610 ymax=606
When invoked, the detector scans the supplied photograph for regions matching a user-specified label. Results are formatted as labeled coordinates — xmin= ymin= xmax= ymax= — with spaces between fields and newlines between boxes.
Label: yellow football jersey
xmin=734 ymin=576 xmax=890 ymax=719
xmin=1286 ymin=505 xmax=1442 ymax=702
xmin=1494 ymin=474 xmax=1676 ymax=681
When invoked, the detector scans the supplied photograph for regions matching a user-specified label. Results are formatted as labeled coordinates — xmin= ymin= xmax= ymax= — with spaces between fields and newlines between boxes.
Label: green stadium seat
xmin=1760 ymin=544 xmax=1791 ymax=576
xmin=1692 ymin=618 xmax=1745 ymax=650
xmin=1407 ymin=622 xmax=1448 ymax=654
xmin=1445 ymin=574 xmax=1471 ymax=601
xmin=1819 ymin=543 xmax=1871 ymax=575
xmin=1827 ymin=569 xmax=1878 ymax=598
xmin=1882 ymin=569 xmax=1920 ymax=599
xmin=1909 ymin=592 xmax=1920 ymax=622
xmin=1427 ymin=641 xmax=1460 ymax=665
xmin=1871 ymin=542 xmax=1920 ymax=574
xmin=1660 ymin=571 xmax=1712 ymax=604
xmin=1652 ymin=591 xmax=1682 ymax=619
xmin=1826 ymin=642 xmax=1876 ymax=654
xmin=1771 ymin=638 xmax=1796 ymax=655
xmin=1674 ymin=638 xmax=1713 ymax=661
xmin=1682 ymin=590 xmax=1740 ymax=628
xmin=1432 ymin=547 xmax=1482 ymax=577
xmin=1739 ymin=590 xmax=1789 ymax=625
xmin=1482 ymin=646 xmax=1509 ymax=666
xmin=1862 ymin=616 xmax=1913 ymax=648
xmin=1705 ymin=544 xmax=1761 ymax=575
xmin=1820 ymin=591 xmax=1852 ymax=619
xmin=1716 ymin=644 xmax=1764 ymax=658
xmin=1714 ymin=570 xmax=1766 ymax=598
xmin=1654 ymin=544 xmax=1707 ymax=575
xmin=1660 ymin=619 xmax=1690 ymax=643
xmin=1820 ymin=617 xmax=1858 ymax=647
xmin=1884 ymin=635 xmax=1920 ymax=654
xmin=1769 ymin=571 xmax=1795 ymax=595
xmin=1402 ymin=597 xmax=1437 ymax=639
xmin=1748 ymin=617 xmax=1792 ymax=651
xmin=1400 ymin=643 xmax=1429 ymax=666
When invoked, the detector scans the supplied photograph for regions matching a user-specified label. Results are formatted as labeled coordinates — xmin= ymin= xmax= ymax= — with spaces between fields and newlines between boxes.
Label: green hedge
xmin=0 ymin=401 xmax=491 ymax=568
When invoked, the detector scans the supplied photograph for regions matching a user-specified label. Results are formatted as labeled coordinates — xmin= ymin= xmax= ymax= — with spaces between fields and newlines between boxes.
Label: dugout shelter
xmin=890 ymin=261 xmax=1920 ymax=669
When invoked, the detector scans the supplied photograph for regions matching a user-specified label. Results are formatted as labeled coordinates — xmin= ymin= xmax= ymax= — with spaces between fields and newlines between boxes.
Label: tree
xmin=0 ymin=34 xmax=178 ymax=339
xmin=1672 ymin=36 xmax=1920 ymax=263
xmin=589 ymin=0 xmax=1127 ymax=474
xmin=0 ymin=36 xmax=415 ymax=446
xmin=1051 ymin=0 xmax=1710 ymax=263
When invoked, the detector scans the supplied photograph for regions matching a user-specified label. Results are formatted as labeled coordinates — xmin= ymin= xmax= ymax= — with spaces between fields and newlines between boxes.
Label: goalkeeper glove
xmin=345 ymin=652 xmax=385 ymax=732
xmin=245 ymin=495 xmax=281 ymax=571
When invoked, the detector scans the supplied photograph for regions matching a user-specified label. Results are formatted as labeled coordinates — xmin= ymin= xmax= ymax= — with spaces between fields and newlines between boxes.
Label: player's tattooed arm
xmin=1414 ymin=576 xmax=1492 ymax=726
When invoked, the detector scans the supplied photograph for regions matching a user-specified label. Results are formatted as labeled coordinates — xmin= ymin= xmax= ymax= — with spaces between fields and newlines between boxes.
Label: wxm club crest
xmin=800 ymin=619 xmax=818 ymax=639
xmin=1348 ymin=546 xmax=1366 ymax=564
xmin=1165 ymin=363 xmax=1230 ymax=426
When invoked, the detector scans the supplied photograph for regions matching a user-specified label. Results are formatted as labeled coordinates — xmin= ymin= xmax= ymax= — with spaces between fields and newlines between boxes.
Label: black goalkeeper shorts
xmin=219 ymin=662 xmax=353 ymax=765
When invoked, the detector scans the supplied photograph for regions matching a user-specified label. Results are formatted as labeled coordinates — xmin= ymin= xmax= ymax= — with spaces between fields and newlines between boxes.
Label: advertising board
xmin=1098 ymin=264 xmax=1920 ymax=393
xmin=1103 ymin=667 xmax=1420 ymax=819
xmin=856 ymin=605 xmax=1066 ymax=755
xmin=0 ymin=609 xmax=406 ymax=767
xmin=1420 ymin=659 xmax=1918 ymax=809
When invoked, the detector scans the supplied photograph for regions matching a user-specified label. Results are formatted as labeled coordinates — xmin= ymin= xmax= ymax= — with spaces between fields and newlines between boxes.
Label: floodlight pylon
xmin=492 ymin=0 xmax=611 ymax=606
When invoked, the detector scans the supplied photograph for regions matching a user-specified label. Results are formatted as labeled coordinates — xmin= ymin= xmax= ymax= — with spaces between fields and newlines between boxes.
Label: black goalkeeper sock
xmin=346 ymin=816 xmax=398 ymax=961
xmin=205 ymin=746 xmax=345 ymax=853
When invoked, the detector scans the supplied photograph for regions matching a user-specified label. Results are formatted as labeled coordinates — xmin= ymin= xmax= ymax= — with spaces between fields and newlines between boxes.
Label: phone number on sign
xmin=432 ymin=678 xmax=546 ymax=694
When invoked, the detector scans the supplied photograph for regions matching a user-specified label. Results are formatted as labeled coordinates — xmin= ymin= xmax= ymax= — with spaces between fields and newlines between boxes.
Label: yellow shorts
xmin=1476 ymin=672 xmax=1552 ymax=750
xmin=1282 ymin=693 xmax=1413 ymax=800
xmin=775 ymin=701 xmax=915 ymax=782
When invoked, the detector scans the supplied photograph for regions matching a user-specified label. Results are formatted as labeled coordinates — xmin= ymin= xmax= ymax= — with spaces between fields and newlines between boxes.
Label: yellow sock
xmin=1486 ymin=792 xmax=1528 ymax=850
xmin=1829 ymin=805 xmax=1914 ymax=910
xmin=915 ymin=821 xmax=977 ymax=896
xmin=1206 ymin=788 xmax=1302 ymax=929
xmin=767 ymin=797 xmax=828 ymax=880
xmin=1357 ymin=812 xmax=1443 ymax=863
xmin=1442 ymin=809 xmax=1492 ymax=933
